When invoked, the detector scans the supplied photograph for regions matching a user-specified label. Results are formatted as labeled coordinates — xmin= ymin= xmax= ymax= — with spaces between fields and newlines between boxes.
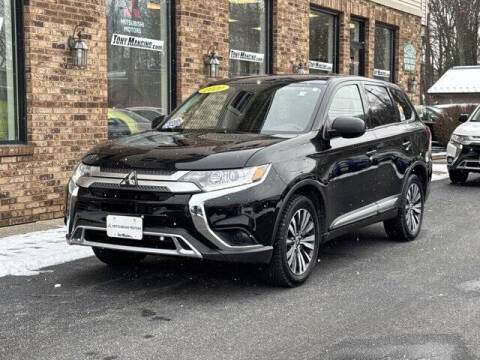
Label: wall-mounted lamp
xmin=408 ymin=77 xmax=418 ymax=93
xmin=293 ymin=57 xmax=307 ymax=74
xmin=68 ymin=25 xmax=89 ymax=68
xmin=204 ymin=48 xmax=220 ymax=78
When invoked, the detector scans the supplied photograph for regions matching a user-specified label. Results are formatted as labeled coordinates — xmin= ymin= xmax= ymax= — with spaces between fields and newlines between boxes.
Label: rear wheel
xmin=449 ymin=170 xmax=468 ymax=184
xmin=384 ymin=175 xmax=424 ymax=242
xmin=264 ymin=195 xmax=320 ymax=287
xmin=92 ymin=247 xmax=146 ymax=266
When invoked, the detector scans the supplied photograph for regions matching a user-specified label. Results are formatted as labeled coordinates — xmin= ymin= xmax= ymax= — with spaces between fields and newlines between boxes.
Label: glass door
xmin=349 ymin=19 xmax=365 ymax=76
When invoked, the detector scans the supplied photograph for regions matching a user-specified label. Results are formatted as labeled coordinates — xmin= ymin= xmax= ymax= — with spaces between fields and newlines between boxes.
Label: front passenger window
xmin=328 ymin=85 xmax=365 ymax=121
xmin=364 ymin=85 xmax=398 ymax=128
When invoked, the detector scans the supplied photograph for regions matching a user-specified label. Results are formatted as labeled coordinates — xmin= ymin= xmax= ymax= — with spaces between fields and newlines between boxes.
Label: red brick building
xmin=0 ymin=0 xmax=423 ymax=228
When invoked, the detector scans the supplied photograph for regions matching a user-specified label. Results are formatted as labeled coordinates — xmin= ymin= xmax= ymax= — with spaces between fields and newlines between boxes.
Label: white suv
xmin=447 ymin=105 xmax=480 ymax=183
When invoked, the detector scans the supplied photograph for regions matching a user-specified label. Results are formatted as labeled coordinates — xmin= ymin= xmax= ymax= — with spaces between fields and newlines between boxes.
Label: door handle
xmin=402 ymin=140 xmax=412 ymax=151
xmin=366 ymin=149 xmax=377 ymax=157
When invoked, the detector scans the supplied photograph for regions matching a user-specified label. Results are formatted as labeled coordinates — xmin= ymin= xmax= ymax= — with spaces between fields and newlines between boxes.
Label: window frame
xmin=374 ymin=22 xmax=396 ymax=83
xmin=0 ymin=0 xmax=26 ymax=145
xmin=309 ymin=5 xmax=339 ymax=74
xmin=228 ymin=0 xmax=273 ymax=77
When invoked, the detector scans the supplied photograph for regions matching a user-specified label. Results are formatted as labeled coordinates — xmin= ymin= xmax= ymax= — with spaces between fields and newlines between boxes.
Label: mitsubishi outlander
xmin=65 ymin=75 xmax=432 ymax=287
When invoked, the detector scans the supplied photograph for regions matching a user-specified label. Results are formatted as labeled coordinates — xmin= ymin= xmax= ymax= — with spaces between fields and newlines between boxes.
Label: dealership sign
xmin=309 ymin=60 xmax=333 ymax=72
xmin=230 ymin=49 xmax=264 ymax=63
xmin=373 ymin=69 xmax=391 ymax=78
xmin=111 ymin=33 xmax=164 ymax=52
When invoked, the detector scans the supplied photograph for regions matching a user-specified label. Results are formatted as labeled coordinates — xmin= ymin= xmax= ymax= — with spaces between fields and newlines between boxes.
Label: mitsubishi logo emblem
xmin=120 ymin=170 xmax=138 ymax=187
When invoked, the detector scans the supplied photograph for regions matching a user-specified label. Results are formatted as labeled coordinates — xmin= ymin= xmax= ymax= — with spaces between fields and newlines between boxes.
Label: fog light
xmin=190 ymin=206 xmax=204 ymax=217
xmin=447 ymin=157 xmax=453 ymax=164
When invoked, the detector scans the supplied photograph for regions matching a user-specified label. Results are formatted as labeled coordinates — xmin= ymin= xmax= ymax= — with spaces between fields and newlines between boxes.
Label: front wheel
xmin=92 ymin=247 xmax=146 ymax=266
xmin=449 ymin=170 xmax=468 ymax=184
xmin=264 ymin=195 xmax=320 ymax=287
xmin=384 ymin=175 xmax=425 ymax=242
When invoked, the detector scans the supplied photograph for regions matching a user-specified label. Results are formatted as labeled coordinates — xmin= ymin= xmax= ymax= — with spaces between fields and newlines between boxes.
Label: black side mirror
xmin=330 ymin=117 xmax=366 ymax=139
xmin=459 ymin=114 xmax=469 ymax=123
xmin=152 ymin=115 xmax=166 ymax=129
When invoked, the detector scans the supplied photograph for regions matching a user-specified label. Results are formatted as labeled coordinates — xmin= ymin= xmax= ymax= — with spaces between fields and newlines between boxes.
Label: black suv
xmin=65 ymin=75 xmax=432 ymax=287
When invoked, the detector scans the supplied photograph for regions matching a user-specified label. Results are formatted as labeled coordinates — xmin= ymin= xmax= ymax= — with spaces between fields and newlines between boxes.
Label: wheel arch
xmin=272 ymin=179 xmax=328 ymax=245
xmin=406 ymin=161 xmax=429 ymax=196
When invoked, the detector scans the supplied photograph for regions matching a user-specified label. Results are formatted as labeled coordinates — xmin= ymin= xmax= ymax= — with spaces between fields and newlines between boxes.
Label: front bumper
xmin=447 ymin=142 xmax=480 ymax=172
xmin=65 ymin=167 xmax=284 ymax=264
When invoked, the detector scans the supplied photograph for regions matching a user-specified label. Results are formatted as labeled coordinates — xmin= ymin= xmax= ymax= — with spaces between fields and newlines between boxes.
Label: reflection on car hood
xmin=454 ymin=121 xmax=480 ymax=136
xmin=82 ymin=130 xmax=293 ymax=170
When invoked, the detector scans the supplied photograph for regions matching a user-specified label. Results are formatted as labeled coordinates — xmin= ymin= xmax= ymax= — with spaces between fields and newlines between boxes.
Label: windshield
xmin=160 ymin=83 xmax=326 ymax=134
xmin=470 ymin=106 xmax=480 ymax=122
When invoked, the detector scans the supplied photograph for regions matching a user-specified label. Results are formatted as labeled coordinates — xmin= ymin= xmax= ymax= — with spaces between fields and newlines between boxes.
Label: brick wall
xmin=0 ymin=0 xmax=422 ymax=228
xmin=176 ymin=0 xmax=229 ymax=103
xmin=0 ymin=0 xmax=107 ymax=227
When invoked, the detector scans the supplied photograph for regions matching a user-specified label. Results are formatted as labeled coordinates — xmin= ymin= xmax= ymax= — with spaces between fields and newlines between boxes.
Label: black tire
xmin=449 ymin=170 xmax=468 ymax=184
xmin=384 ymin=174 xmax=425 ymax=242
xmin=264 ymin=195 xmax=320 ymax=287
xmin=92 ymin=247 xmax=146 ymax=266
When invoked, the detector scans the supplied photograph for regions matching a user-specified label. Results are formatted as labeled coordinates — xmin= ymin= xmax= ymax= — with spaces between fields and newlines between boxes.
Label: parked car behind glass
xmin=66 ymin=75 xmax=432 ymax=287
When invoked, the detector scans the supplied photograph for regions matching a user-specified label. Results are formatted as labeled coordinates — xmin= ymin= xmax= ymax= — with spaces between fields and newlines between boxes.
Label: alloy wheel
xmin=286 ymin=208 xmax=316 ymax=276
xmin=405 ymin=183 xmax=423 ymax=234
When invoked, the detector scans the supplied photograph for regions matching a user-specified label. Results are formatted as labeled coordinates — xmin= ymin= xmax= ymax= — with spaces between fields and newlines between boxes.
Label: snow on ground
xmin=432 ymin=163 xmax=449 ymax=182
xmin=0 ymin=227 xmax=92 ymax=278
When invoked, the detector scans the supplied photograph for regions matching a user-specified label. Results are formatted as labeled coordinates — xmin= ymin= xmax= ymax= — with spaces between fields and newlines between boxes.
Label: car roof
xmin=207 ymin=74 xmax=400 ymax=90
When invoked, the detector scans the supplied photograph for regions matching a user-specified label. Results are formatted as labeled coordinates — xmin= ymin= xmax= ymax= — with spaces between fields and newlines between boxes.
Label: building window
xmin=0 ymin=0 xmax=25 ymax=143
xmin=309 ymin=8 xmax=338 ymax=74
xmin=374 ymin=24 xmax=395 ymax=82
xmin=106 ymin=0 xmax=173 ymax=138
xmin=349 ymin=19 xmax=365 ymax=76
xmin=229 ymin=0 xmax=270 ymax=77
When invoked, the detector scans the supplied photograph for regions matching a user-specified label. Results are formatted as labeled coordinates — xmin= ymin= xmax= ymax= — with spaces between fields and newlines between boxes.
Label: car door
xmin=363 ymin=84 xmax=415 ymax=206
xmin=320 ymin=83 xmax=380 ymax=231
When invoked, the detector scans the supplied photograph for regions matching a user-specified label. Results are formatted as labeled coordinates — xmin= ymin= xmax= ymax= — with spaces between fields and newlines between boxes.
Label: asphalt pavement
xmin=1 ymin=176 xmax=480 ymax=360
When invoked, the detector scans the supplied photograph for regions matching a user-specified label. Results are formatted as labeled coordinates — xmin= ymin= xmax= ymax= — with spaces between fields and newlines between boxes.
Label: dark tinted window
xmin=365 ymin=85 xmax=398 ymax=128
xmin=390 ymin=88 xmax=413 ymax=121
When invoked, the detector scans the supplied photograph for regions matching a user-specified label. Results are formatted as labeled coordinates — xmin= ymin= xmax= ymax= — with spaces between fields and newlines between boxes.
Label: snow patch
xmin=457 ymin=280 xmax=480 ymax=293
xmin=0 ymin=227 xmax=92 ymax=278
xmin=432 ymin=163 xmax=449 ymax=182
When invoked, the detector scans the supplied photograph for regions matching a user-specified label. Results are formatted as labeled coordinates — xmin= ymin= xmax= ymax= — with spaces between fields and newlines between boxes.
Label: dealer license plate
xmin=106 ymin=215 xmax=143 ymax=240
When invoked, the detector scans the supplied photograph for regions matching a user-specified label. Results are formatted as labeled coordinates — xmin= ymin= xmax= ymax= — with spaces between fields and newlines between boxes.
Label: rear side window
xmin=365 ymin=85 xmax=398 ymax=128
xmin=328 ymin=85 xmax=365 ymax=120
xmin=390 ymin=87 xmax=413 ymax=121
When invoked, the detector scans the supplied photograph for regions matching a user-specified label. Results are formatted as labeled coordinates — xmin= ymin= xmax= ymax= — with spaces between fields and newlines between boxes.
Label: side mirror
xmin=152 ymin=115 xmax=166 ymax=129
xmin=459 ymin=114 xmax=469 ymax=123
xmin=330 ymin=117 xmax=366 ymax=139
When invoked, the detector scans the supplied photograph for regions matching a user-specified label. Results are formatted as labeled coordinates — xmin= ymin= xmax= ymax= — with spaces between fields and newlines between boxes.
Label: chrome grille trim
xmin=68 ymin=225 xmax=202 ymax=259
xmin=90 ymin=166 xmax=189 ymax=181
xmin=76 ymin=176 xmax=201 ymax=193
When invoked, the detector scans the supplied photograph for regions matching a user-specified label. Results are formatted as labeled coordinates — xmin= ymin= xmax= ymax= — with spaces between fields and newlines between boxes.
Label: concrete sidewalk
xmin=0 ymin=218 xmax=64 ymax=239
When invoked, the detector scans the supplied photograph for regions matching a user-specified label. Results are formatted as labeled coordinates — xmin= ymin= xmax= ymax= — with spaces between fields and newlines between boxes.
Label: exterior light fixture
xmin=68 ymin=25 xmax=88 ymax=68
xmin=205 ymin=48 xmax=220 ymax=78
xmin=408 ymin=77 xmax=418 ymax=93
xmin=293 ymin=58 xmax=307 ymax=74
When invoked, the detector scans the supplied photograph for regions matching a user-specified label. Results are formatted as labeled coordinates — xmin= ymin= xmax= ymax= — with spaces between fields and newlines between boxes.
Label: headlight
xmin=450 ymin=134 xmax=470 ymax=145
xmin=71 ymin=163 xmax=92 ymax=184
xmin=180 ymin=164 xmax=270 ymax=192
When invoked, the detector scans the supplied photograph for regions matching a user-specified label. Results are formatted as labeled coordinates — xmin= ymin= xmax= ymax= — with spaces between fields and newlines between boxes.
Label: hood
xmin=453 ymin=121 xmax=480 ymax=136
xmin=82 ymin=130 xmax=292 ymax=171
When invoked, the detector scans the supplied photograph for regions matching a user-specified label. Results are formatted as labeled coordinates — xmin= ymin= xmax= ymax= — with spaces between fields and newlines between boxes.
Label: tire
xmin=449 ymin=170 xmax=468 ymax=184
xmin=384 ymin=174 xmax=425 ymax=242
xmin=92 ymin=247 xmax=146 ymax=266
xmin=264 ymin=195 xmax=320 ymax=287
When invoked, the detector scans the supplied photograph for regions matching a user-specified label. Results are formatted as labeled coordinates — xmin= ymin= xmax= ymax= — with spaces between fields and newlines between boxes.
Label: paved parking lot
xmin=1 ymin=176 xmax=479 ymax=360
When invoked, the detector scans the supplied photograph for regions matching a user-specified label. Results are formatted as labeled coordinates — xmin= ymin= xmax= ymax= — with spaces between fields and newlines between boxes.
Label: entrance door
xmin=349 ymin=19 xmax=365 ymax=76
xmin=106 ymin=0 xmax=173 ymax=138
